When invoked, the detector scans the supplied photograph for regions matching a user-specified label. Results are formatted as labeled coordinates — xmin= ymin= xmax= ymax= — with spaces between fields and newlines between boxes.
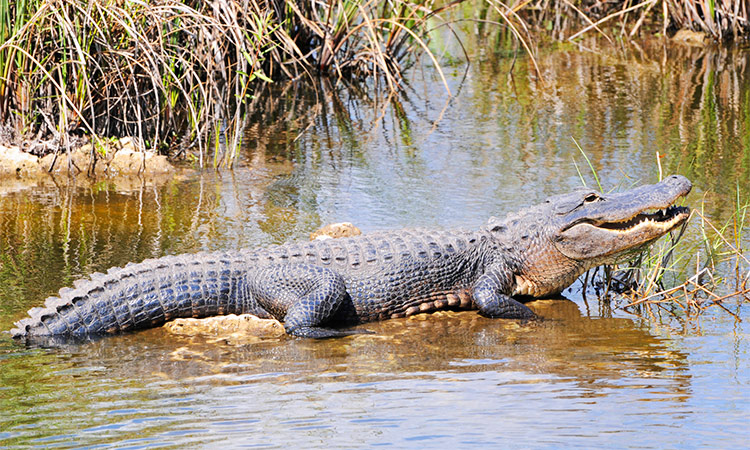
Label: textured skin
xmin=12 ymin=229 xmax=497 ymax=339
xmin=11 ymin=175 xmax=693 ymax=341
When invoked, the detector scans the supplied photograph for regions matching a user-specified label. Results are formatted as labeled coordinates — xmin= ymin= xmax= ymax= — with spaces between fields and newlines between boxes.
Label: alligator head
xmin=491 ymin=175 xmax=692 ymax=297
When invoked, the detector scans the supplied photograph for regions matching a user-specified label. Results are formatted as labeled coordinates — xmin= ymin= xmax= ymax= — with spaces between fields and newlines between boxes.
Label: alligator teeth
xmin=599 ymin=206 xmax=687 ymax=232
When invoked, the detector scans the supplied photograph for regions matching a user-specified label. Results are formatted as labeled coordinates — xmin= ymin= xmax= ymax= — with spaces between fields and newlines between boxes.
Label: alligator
xmin=11 ymin=175 xmax=691 ymax=341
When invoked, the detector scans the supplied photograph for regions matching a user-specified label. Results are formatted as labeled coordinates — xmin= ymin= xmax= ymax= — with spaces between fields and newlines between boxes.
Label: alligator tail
xmin=11 ymin=251 xmax=253 ymax=339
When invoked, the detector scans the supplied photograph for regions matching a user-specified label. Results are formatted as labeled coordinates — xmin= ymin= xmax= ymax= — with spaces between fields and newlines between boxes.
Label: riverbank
xmin=0 ymin=139 xmax=173 ymax=178
xmin=0 ymin=138 xmax=177 ymax=196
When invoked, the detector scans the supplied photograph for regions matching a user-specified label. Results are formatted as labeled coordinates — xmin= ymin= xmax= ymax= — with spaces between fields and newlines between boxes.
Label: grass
xmin=575 ymin=156 xmax=750 ymax=325
xmin=0 ymin=0 xmax=473 ymax=168
xmin=614 ymin=192 xmax=750 ymax=324
xmin=1 ymin=0 xmax=279 ymax=168
xmin=1 ymin=1 xmax=748 ymax=169
xmin=512 ymin=0 xmax=750 ymax=41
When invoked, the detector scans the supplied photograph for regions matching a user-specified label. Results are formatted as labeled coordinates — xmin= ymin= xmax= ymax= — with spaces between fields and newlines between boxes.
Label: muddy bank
xmin=0 ymin=138 xmax=175 ymax=179
xmin=0 ymin=139 xmax=180 ymax=196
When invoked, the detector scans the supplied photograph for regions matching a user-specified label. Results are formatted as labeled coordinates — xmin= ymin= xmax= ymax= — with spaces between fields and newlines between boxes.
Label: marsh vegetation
xmin=586 ymin=183 xmax=749 ymax=326
xmin=2 ymin=0 xmax=748 ymax=169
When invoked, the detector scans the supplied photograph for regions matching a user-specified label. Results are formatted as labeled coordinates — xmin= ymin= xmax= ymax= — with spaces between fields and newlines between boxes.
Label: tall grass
xmin=2 ymin=1 xmax=748 ymax=169
xmin=603 ymin=193 xmax=750 ymax=324
xmin=665 ymin=0 xmax=749 ymax=39
xmin=0 ymin=0 xmax=471 ymax=168
xmin=509 ymin=0 xmax=750 ymax=41
xmin=262 ymin=0 xmax=461 ymax=92
xmin=576 ymin=165 xmax=750 ymax=324
xmin=1 ymin=0 xmax=279 ymax=167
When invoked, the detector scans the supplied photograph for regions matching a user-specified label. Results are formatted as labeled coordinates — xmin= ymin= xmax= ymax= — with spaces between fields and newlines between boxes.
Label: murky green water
xmin=1 ymin=41 xmax=749 ymax=448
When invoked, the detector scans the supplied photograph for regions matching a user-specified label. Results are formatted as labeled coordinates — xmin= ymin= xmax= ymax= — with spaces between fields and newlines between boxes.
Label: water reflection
xmin=1 ymin=40 xmax=749 ymax=448
xmin=0 ymin=169 xmax=324 ymax=332
xmin=242 ymin=41 xmax=750 ymax=216
xmin=1 ymin=299 xmax=691 ymax=448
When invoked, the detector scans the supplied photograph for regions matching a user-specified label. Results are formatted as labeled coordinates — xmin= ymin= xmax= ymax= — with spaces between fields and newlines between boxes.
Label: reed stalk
xmin=574 ymin=151 xmax=748 ymax=324
xmin=0 ymin=0 xmax=281 ymax=167
xmin=598 ymin=193 xmax=749 ymax=324
xmin=0 ymin=0 xmax=474 ymax=168
xmin=2 ymin=1 xmax=749 ymax=168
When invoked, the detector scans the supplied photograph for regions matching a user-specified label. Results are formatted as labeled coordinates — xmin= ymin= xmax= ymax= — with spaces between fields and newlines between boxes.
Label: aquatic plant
xmin=664 ymin=0 xmax=749 ymax=40
xmin=0 ymin=0 xmax=281 ymax=168
xmin=1 ymin=0 xmax=748 ymax=170
xmin=613 ymin=190 xmax=749 ymax=325
xmin=509 ymin=0 xmax=750 ymax=41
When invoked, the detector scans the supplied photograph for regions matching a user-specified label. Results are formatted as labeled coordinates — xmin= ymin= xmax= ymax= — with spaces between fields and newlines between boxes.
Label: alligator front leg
xmin=472 ymin=269 xmax=535 ymax=319
xmin=251 ymin=264 xmax=364 ymax=338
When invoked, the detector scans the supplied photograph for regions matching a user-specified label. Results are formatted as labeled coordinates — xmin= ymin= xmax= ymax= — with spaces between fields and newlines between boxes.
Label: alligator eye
xmin=584 ymin=193 xmax=600 ymax=203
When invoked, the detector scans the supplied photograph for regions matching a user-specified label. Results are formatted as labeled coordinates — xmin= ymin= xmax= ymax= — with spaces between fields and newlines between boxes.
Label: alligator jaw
xmin=553 ymin=185 xmax=691 ymax=263
xmin=594 ymin=205 xmax=690 ymax=234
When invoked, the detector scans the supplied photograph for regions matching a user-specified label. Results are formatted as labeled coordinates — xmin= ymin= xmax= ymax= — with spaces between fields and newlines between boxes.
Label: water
xmin=1 ymin=41 xmax=749 ymax=448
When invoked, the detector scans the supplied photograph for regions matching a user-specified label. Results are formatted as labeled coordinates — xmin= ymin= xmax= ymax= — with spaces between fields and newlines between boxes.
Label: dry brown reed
xmin=1 ymin=0 xmax=279 ymax=168
xmin=503 ymin=0 xmax=750 ymax=41
xmin=665 ymin=0 xmax=750 ymax=39
xmin=2 ymin=1 xmax=749 ymax=170
xmin=588 ymin=195 xmax=749 ymax=324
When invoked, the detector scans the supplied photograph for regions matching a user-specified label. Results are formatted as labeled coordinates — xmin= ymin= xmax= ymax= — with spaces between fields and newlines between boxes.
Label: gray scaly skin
xmin=11 ymin=175 xmax=692 ymax=342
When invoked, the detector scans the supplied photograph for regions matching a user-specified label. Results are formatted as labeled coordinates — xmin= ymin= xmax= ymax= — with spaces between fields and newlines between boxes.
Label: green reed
xmin=573 ymin=148 xmax=749 ymax=323
xmin=615 ymin=191 xmax=749 ymax=324
xmin=0 ymin=0 xmax=280 ymax=167
xmin=2 ymin=1 xmax=748 ymax=169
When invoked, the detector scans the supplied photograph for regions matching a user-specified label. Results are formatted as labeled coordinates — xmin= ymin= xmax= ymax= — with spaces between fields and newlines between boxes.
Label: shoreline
xmin=0 ymin=138 xmax=175 ymax=176
xmin=0 ymin=138 xmax=179 ymax=195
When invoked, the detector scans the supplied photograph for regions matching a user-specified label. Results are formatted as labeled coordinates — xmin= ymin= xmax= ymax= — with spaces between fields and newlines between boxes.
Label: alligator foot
xmin=482 ymin=297 xmax=536 ymax=319
xmin=472 ymin=271 xmax=537 ymax=319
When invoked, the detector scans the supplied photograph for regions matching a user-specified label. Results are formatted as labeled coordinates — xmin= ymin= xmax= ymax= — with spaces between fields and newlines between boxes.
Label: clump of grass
xmin=588 ymin=188 xmax=749 ymax=324
xmin=665 ymin=0 xmax=750 ymax=40
xmin=1 ymin=0 xmax=278 ymax=168
xmin=614 ymin=193 xmax=749 ymax=323
xmin=262 ymin=0 xmax=464 ymax=94
xmin=573 ymin=151 xmax=748 ymax=324
xmin=494 ymin=0 xmax=749 ymax=42
xmin=0 ymin=0 xmax=473 ymax=168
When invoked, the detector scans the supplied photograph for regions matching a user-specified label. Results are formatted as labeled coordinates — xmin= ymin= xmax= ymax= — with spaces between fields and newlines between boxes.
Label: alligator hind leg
xmin=251 ymin=264 xmax=364 ymax=338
